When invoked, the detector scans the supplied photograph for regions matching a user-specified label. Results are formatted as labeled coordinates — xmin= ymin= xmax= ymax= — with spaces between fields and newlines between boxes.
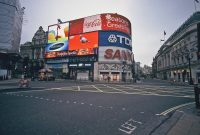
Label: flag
xmin=164 ymin=31 xmax=166 ymax=36
xmin=195 ymin=0 xmax=199 ymax=3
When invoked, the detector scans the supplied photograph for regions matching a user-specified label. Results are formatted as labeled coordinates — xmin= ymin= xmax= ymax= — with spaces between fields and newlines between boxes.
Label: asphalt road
xmin=0 ymin=80 xmax=194 ymax=135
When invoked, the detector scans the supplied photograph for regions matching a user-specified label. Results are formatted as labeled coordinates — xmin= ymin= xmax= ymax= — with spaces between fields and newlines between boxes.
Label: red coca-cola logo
xmin=84 ymin=19 xmax=101 ymax=28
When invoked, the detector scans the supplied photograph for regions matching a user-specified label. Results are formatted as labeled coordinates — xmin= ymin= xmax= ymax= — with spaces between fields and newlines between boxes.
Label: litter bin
xmin=194 ymin=85 xmax=200 ymax=109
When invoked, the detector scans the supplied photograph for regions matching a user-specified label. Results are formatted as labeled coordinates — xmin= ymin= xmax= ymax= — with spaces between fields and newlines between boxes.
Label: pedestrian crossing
xmin=50 ymin=84 xmax=194 ymax=98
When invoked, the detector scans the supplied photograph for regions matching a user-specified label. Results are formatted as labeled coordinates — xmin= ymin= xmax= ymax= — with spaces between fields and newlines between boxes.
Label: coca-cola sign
xmin=83 ymin=15 xmax=102 ymax=33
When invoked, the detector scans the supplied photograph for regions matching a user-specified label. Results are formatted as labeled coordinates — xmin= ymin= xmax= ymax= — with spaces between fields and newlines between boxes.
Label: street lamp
xmin=122 ymin=61 xmax=126 ymax=82
xmin=185 ymin=49 xmax=193 ymax=85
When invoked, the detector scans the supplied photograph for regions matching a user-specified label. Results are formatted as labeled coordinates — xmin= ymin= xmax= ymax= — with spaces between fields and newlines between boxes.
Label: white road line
xmin=104 ymin=85 xmax=128 ymax=93
xmin=159 ymin=102 xmax=195 ymax=116
xmin=91 ymin=85 xmax=103 ymax=92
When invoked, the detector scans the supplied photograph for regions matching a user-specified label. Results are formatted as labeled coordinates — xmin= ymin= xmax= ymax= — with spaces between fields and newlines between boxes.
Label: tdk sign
xmin=99 ymin=31 xmax=132 ymax=50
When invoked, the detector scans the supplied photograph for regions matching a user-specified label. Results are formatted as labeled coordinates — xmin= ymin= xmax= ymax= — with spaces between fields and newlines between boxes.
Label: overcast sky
xmin=20 ymin=0 xmax=200 ymax=66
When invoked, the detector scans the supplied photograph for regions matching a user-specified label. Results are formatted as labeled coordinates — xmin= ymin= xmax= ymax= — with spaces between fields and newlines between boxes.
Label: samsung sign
xmin=99 ymin=31 xmax=132 ymax=50
xmin=45 ymin=41 xmax=68 ymax=52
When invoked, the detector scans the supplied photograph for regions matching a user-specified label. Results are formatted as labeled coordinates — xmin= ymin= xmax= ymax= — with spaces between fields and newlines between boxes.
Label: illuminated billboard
xmin=69 ymin=13 xmax=131 ymax=36
xmin=101 ymin=14 xmax=131 ymax=36
xmin=45 ymin=13 xmax=132 ymax=59
xmin=69 ymin=18 xmax=84 ymax=35
xmin=46 ymin=22 xmax=69 ymax=52
xmin=69 ymin=32 xmax=98 ymax=55
xmin=99 ymin=46 xmax=133 ymax=64
xmin=99 ymin=31 xmax=132 ymax=50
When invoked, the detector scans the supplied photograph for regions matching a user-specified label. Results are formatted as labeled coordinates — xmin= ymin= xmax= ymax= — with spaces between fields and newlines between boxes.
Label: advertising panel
xmin=99 ymin=46 xmax=133 ymax=64
xmin=83 ymin=14 xmax=102 ymax=33
xmin=46 ymin=22 xmax=69 ymax=52
xmin=69 ymin=13 xmax=131 ymax=36
xmin=101 ymin=13 xmax=131 ymax=36
xmin=69 ymin=32 xmax=98 ymax=55
xmin=99 ymin=31 xmax=132 ymax=50
xmin=69 ymin=18 xmax=84 ymax=35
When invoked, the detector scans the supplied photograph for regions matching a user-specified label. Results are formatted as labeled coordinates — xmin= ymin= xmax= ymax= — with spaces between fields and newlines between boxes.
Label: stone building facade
xmin=152 ymin=12 xmax=200 ymax=84
xmin=20 ymin=26 xmax=47 ymax=77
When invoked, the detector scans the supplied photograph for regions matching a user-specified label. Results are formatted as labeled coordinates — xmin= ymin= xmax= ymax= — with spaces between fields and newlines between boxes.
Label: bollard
xmin=194 ymin=85 xmax=200 ymax=109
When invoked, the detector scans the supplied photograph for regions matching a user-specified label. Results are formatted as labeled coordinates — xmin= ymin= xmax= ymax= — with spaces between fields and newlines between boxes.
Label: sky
xmin=20 ymin=0 xmax=200 ymax=66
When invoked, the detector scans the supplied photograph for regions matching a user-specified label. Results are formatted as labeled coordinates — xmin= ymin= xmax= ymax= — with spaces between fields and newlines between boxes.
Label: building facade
xmin=20 ymin=26 xmax=47 ymax=77
xmin=152 ymin=12 xmax=200 ymax=84
xmin=45 ymin=13 xmax=134 ymax=81
xmin=0 ymin=0 xmax=24 ymax=79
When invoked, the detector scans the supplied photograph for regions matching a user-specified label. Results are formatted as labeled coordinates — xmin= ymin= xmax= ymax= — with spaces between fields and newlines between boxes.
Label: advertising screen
xmin=46 ymin=22 xmax=69 ymax=53
xmin=83 ymin=14 xmax=101 ymax=33
xmin=99 ymin=31 xmax=132 ymax=50
xmin=99 ymin=46 xmax=133 ymax=64
xmin=69 ymin=32 xmax=98 ymax=55
xmin=69 ymin=18 xmax=84 ymax=36
xmin=69 ymin=13 xmax=131 ymax=36
xmin=101 ymin=13 xmax=131 ymax=36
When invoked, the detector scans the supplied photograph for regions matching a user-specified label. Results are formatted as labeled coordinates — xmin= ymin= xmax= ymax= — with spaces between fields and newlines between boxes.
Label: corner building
xmin=152 ymin=12 xmax=200 ymax=84
xmin=45 ymin=13 xmax=133 ymax=81
xmin=0 ymin=0 xmax=24 ymax=79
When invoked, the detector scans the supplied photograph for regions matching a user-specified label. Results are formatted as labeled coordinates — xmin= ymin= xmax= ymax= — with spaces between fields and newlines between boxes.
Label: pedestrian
xmin=107 ymin=76 xmax=110 ymax=83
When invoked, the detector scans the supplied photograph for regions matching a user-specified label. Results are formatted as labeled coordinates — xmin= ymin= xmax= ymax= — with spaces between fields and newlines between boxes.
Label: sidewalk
xmin=152 ymin=105 xmax=200 ymax=135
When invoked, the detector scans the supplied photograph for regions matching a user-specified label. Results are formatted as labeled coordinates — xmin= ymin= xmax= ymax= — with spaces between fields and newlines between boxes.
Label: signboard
xmin=69 ymin=13 xmax=131 ymax=36
xmin=99 ymin=46 xmax=133 ymax=64
xmin=69 ymin=18 xmax=84 ymax=35
xmin=99 ymin=31 xmax=132 ymax=50
xmin=69 ymin=32 xmax=98 ymax=55
xmin=101 ymin=13 xmax=131 ymax=36
xmin=83 ymin=14 xmax=102 ymax=33
xmin=46 ymin=22 xmax=69 ymax=52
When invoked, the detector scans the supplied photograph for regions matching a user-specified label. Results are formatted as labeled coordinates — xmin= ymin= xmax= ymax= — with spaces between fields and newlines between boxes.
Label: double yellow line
xmin=159 ymin=102 xmax=195 ymax=116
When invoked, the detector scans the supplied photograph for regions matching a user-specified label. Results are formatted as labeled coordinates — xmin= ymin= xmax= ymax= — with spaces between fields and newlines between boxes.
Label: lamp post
xmin=122 ymin=61 xmax=126 ymax=82
xmin=188 ymin=54 xmax=193 ymax=85
xmin=185 ymin=49 xmax=194 ymax=85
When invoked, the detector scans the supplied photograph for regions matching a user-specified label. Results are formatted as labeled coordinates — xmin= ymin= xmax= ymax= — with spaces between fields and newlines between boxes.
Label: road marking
xmin=81 ymin=102 xmax=85 ymax=105
xmin=92 ymin=85 xmax=103 ymax=92
xmin=78 ymin=86 xmax=80 ymax=91
xmin=159 ymin=102 xmax=195 ymax=116
xmin=104 ymin=85 xmax=128 ymax=93
xmin=119 ymin=118 xmax=142 ymax=134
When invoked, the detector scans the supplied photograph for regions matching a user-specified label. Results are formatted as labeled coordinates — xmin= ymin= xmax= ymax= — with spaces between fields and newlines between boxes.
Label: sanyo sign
xmin=99 ymin=31 xmax=132 ymax=50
